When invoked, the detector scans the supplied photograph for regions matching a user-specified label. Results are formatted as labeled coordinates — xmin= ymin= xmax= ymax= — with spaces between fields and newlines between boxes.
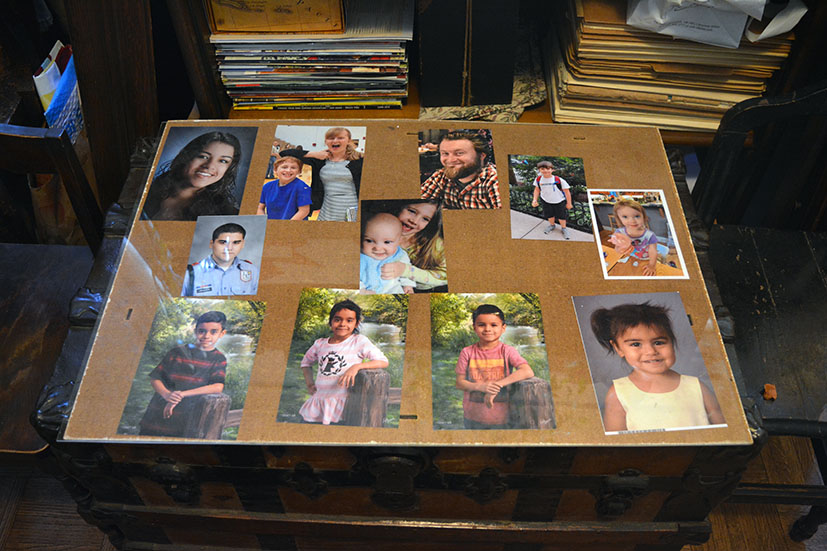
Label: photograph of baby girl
xmin=142 ymin=126 xmax=258 ymax=221
xmin=276 ymin=288 xmax=407 ymax=428
xmin=267 ymin=124 xmax=367 ymax=221
xmin=588 ymin=190 xmax=688 ymax=279
xmin=572 ymin=292 xmax=727 ymax=434
xmin=358 ymin=199 xmax=448 ymax=294
xmin=430 ymin=293 xmax=555 ymax=431
xmin=117 ymin=297 xmax=266 ymax=441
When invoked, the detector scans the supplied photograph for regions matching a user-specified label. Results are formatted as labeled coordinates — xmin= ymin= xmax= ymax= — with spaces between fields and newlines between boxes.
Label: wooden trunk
xmin=31 ymin=439 xmax=761 ymax=550
xmin=31 ymin=125 xmax=761 ymax=550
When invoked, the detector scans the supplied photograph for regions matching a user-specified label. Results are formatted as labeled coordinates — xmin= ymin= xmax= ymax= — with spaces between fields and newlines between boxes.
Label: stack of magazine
xmin=211 ymin=0 xmax=414 ymax=110
xmin=546 ymin=0 xmax=795 ymax=132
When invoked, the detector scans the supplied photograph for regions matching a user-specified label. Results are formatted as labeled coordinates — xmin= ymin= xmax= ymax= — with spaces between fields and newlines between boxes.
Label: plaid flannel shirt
xmin=420 ymin=164 xmax=501 ymax=209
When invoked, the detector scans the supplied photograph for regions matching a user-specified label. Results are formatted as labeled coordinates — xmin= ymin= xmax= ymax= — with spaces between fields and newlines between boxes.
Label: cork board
xmin=61 ymin=119 xmax=751 ymax=446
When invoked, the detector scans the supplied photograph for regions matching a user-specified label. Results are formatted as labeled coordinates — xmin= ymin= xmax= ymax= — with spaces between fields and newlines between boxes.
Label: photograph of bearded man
xmin=419 ymin=129 xmax=501 ymax=209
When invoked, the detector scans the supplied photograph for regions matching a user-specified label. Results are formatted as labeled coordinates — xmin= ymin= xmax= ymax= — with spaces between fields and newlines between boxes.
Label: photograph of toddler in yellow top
xmin=573 ymin=292 xmax=726 ymax=435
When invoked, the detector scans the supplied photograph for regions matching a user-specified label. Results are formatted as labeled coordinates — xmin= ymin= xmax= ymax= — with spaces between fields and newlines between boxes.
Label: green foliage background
xmin=507 ymin=155 xmax=592 ymax=232
xmin=117 ymin=298 xmax=266 ymax=439
xmin=277 ymin=289 xmax=409 ymax=426
xmin=430 ymin=293 xmax=550 ymax=430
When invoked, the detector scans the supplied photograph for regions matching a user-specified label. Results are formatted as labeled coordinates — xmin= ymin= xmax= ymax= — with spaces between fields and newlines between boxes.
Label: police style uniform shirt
xmin=181 ymin=255 xmax=259 ymax=296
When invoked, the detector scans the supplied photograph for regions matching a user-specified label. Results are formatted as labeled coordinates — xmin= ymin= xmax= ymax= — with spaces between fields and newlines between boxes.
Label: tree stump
xmin=508 ymin=377 xmax=555 ymax=429
xmin=342 ymin=369 xmax=390 ymax=427
xmin=182 ymin=393 xmax=231 ymax=439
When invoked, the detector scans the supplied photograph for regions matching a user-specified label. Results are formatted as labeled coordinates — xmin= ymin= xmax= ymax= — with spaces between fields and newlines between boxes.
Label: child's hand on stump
xmin=482 ymin=381 xmax=501 ymax=394
xmin=164 ymin=390 xmax=184 ymax=405
xmin=338 ymin=365 xmax=361 ymax=388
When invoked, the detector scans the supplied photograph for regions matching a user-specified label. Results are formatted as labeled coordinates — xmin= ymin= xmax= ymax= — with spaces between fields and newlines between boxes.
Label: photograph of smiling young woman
xmin=143 ymin=131 xmax=246 ymax=221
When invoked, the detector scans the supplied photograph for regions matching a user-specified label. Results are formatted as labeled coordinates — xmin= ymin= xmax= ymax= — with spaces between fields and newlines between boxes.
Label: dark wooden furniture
xmin=709 ymin=226 xmax=827 ymax=541
xmin=63 ymin=0 xmax=160 ymax=211
xmin=0 ymin=123 xmax=104 ymax=251
xmin=691 ymin=80 xmax=827 ymax=231
xmin=691 ymin=81 xmax=827 ymax=541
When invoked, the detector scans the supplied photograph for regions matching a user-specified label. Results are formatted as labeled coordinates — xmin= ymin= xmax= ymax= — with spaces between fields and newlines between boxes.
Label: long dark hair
xmin=359 ymin=199 xmax=445 ymax=272
xmin=145 ymin=131 xmax=242 ymax=219
xmin=328 ymin=299 xmax=362 ymax=334
xmin=397 ymin=199 xmax=444 ymax=271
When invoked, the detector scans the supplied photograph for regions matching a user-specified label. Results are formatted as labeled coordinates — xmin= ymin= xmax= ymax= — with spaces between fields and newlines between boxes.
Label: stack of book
xmin=546 ymin=0 xmax=794 ymax=131
xmin=211 ymin=0 xmax=413 ymax=110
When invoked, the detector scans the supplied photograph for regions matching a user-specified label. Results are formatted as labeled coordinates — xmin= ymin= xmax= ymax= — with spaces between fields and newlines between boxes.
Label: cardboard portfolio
xmin=61 ymin=119 xmax=750 ymax=448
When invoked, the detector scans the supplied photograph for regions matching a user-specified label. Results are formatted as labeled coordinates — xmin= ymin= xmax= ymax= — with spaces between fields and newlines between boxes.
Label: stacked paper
xmin=211 ymin=0 xmax=413 ymax=110
xmin=546 ymin=0 xmax=795 ymax=132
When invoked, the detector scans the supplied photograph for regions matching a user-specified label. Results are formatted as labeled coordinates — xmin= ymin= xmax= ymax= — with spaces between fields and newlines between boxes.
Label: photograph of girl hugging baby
xmin=277 ymin=289 xmax=407 ymax=427
xmin=359 ymin=199 xmax=448 ymax=293
xmin=573 ymin=292 xmax=726 ymax=434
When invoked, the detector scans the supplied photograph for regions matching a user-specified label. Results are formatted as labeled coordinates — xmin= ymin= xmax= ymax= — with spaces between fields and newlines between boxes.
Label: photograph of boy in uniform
xmin=181 ymin=215 xmax=265 ymax=297
xmin=117 ymin=298 xmax=266 ymax=440
xmin=419 ymin=129 xmax=500 ymax=209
